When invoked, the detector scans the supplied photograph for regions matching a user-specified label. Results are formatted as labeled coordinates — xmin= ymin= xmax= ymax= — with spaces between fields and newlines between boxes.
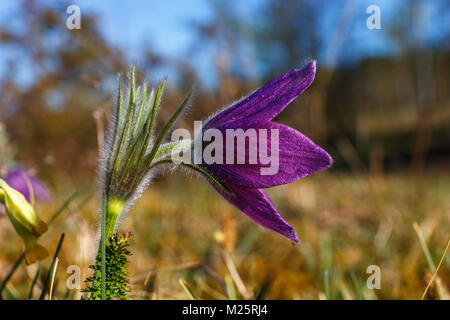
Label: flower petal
xmin=201 ymin=120 xmax=332 ymax=188
xmin=204 ymin=61 xmax=316 ymax=130
xmin=5 ymin=169 xmax=50 ymax=202
xmin=211 ymin=182 xmax=299 ymax=242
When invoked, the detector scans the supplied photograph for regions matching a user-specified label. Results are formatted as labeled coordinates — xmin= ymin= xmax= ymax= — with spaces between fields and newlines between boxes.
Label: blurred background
xmin=0 ymin=0 xmax=449 ymax=299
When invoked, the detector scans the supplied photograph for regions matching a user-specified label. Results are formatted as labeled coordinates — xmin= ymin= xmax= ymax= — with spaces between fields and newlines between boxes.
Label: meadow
xmin=1 ymin=167 xmax=448 ymax=300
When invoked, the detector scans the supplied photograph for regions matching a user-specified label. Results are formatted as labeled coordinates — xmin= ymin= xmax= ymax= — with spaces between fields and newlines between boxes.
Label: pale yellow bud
xmin=0 ymin=179 xmax=48 ymax=264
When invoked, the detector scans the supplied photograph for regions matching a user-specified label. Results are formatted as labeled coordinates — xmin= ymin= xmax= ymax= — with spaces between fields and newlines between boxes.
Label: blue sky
xmin=0 ymin=0 xmax=447 ymax=88
xmin=75 ymin=0 xmax=213 ymax=62
xmin=73 ymin=0 xmax=264 ymax=85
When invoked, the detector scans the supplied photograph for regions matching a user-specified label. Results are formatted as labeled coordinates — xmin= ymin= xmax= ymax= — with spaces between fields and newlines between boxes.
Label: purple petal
xmin=201 ymin=120 xmax=332 ymax=188
xmin=5 ymin=169 xmax=50 ymax=202
xmin=211 ymin=182 xmax=299 ymax=242
xmin=204 ymin=61 xmax=316 ymax=130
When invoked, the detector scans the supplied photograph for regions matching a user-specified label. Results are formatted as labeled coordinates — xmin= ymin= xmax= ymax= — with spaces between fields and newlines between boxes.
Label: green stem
xmin=98 ymin=195 xmax=124 ymax=300
xmin=100 ymin=192 xmax=106 ymax=300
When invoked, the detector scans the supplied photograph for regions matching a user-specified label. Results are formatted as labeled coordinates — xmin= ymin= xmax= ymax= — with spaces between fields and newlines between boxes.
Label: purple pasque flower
xmin=198 ymin=61 xmax=332 ymax=242
xmin=5 ymin=168 xmax=50 ymax=203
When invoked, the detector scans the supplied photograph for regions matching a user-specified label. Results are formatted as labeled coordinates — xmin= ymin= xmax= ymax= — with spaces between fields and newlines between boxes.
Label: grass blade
xmin=39 ymin=233 xmax=65 ymax=300
xmin=48 ymin=258 xmax=59 ymax=300
xmin=0 ymin=253 xmax=24 ymax=300
xmin=47 ymin=191 xmax=79 ymax=226
xmin=421 ymin=238 xmax=450 ymax=300
xmin=254 ymin=277 xmax=272 ymax=300
xmin=413 ymin=222 xmax=436 ymax=270
xmin=179 ymin=278 xmax=196 ymax=300
xmin=324 ymin=269 xmax=330 ymax=300
xmin=225 ymin=275 xmax=238 ymax=300
xmin=350 ymin=271 xmax=364 ymax=300
xmin=413 ymin=222 xmax=441 ymax=299
xmin=27 ymin=269 xmax=40 ymax=300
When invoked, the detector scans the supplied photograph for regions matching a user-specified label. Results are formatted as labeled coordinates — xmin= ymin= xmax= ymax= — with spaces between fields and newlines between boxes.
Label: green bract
xmin=100 ymin=66 xmax=194 ymax=240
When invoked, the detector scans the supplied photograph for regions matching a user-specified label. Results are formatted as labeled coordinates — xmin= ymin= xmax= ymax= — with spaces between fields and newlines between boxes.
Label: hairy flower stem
xmin=99 ymin=195 xmax=125 ymax=299
xmin=100 ymin=192 xmax=106 ymax=300
xmin=83 ymin=233 xmax=133 ymax=300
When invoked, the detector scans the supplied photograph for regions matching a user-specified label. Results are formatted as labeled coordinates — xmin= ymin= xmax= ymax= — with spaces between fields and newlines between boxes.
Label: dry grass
xmin=0 ymin=170 xmax=449 ymax=300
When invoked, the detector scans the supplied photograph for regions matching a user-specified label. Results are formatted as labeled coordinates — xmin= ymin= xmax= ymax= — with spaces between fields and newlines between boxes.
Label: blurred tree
xmin=255 ymin=0 xmax=324 ymax=78
xmin=0 ymin=1 xmax=127 ymax=185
